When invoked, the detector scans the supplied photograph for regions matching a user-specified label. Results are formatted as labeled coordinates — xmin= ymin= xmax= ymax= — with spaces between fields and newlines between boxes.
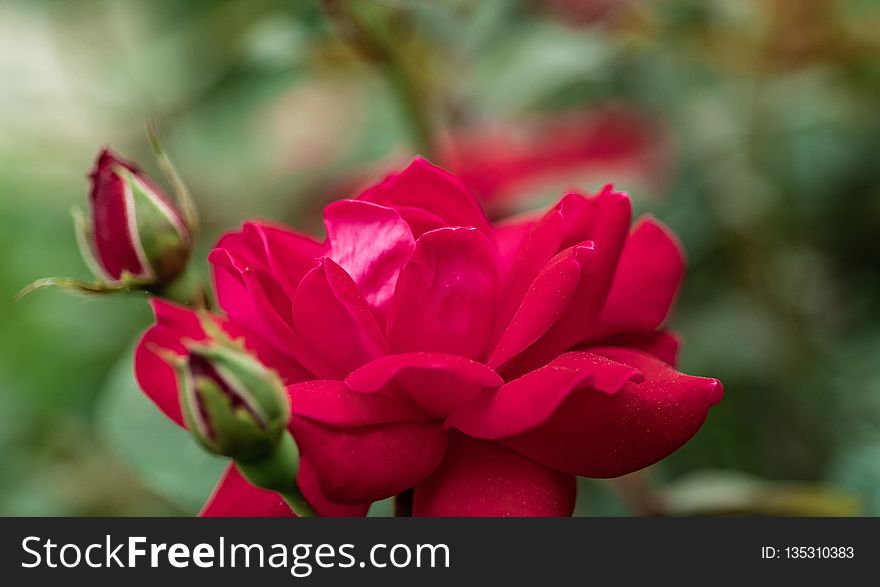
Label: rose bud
xmin=172 ymin=326 xmax=315 ymax=515
xmin=177 ymin=337 xmax=289 ymax=462
xmin=80 ymin=148 xmax=192 ymax=287
xmin=18 ymin=134 xmax=205 ymax=304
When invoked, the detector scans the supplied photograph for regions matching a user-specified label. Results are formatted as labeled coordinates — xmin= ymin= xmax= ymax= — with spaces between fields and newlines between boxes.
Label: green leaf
xmin=367 ymin=497 xmax=394 ymax=517
xmin=95 ymin=344 xmax=226 ymax=514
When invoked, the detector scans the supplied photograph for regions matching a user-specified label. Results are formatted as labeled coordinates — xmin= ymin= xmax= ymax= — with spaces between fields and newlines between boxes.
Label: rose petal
xmin=493 ymin=190 xmax=624 ymax=336
xmin=209 ymin=247 xmax=290 ymax=343
xmin=292 ymin=258 xmax=389 ymax=376
xmin=200 ymin=465 xmax=292 ymax=517
xmin=498 ymin=348 xmax=724 ymax=478
xmin=345 ymin=353 xmax=503 ymax=420
xmin=214 ymin=230 xmax=267 ymax=273
xmin=439 ymin=107 xmax=669 ymax=208
xmin=324 ymin=199 xmax=415 ymax=321
xmin=90 ymin=150 xmax=145 ymax=279
xmin=594 ymin=330 xmax=680 ymax=367
xmin=288 ymin=379 xmax=427 ymax=428
xmin=555 ymin=188 xmax=632 ymax=332
xmin=200 ymin=463 xmax=369 ymax=517
xmin=291 ymin=417 xmax=447 ymax=504
xmin=499 ymin=189 xmax=633 ymax=376
xmin=595 ymin=216 xmax=684 ymax=337
xmin=448 ymin=351 xmax=643 ymax=439
xmin=488 ymin=243 xmax=595 ymax=368
xmin=412 ymin=433 xmax=576 ymax=517
xmin=298 ymin=457 xmax=371 ymax=517
xmin=387 ymin=227 xmax=500 ymax=361
xmin=210 ymin=247 xmax=335 ymax=378
xmin=391 ymin=206 xmax=447 ymax=238
xmin=290 ymin=380 xmax=433 ymax=508
xmin=553 ymin=188 xmax=632 ymax=313
xmin=496 ymin=208 xmax=565 ymax=328
xmin=358 ymin=157 xmax=493 ymax=237
xmin=493 ymin=214 xmax=539 ymax=281
xmin=241 ymin=221 xmax=322 ymax=297
xmin=134 ymin=299 xmax=207 ymax=426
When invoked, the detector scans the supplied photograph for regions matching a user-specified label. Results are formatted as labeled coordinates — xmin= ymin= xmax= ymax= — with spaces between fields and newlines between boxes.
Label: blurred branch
xmin=320 ymin=0 xmax=437 ymax=158
xmin=145 ymin=121 xmax=199 ymax=236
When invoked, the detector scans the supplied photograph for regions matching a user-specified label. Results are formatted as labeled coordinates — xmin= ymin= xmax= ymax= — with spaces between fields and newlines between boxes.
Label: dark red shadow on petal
xmin=413 ymin=433 xmax=576 ymax=517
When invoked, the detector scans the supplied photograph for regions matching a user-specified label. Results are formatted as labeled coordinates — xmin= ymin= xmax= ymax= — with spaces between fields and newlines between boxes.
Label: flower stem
xmin=394 ymin=488 xmax=414 ymax=517
xmin=235 ymin=431 xmax=318 ymax=517
xmin=150 ymin=264 xmax=212 ymax=309
xmin=384 ymin=55 xmax=436 ymax=158
xmin=320 ymin=0 xmax=436 ymax=158
xmin=281 ymin=490 xmax=318 ymax=518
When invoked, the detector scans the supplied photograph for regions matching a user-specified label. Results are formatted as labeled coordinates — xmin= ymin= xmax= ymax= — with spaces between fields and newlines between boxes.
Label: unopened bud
xmin=177 ymin=337 xmax=289 ymax=461
xmin=82 ymin=148 xmax=192 ymax=286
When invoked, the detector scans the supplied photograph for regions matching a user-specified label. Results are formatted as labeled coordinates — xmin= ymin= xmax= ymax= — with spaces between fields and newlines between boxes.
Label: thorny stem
xmin=394 ymin=488 xmax=414 ymax=517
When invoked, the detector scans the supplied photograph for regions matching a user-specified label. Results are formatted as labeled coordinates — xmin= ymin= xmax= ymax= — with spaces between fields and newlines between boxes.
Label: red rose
xmin=135 ymin=157 xmax=721 ymax=517
xmin=441 ymin=106 xmax=671 ymax=214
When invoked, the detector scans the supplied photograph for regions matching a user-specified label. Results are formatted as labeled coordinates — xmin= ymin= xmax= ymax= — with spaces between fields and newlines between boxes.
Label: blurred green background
xmin=1 ymin=0 xmax=879 ymax=516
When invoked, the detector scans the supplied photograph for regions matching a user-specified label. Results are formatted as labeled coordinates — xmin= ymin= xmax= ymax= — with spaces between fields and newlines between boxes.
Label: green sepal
xmin=183 ymin=371 xmax=282 ymax=461
xmin=71 ymin=206 xmax=110 ymax=281
xmin=117 ymin=166 xmax=192 ymax=285
xmin=15 ymin=276 xmax=134 ymax=301
xmin=146 ymin=120 xmax=199 ymax=235
xmin=176 ymin=326 xmax=290 ymax=461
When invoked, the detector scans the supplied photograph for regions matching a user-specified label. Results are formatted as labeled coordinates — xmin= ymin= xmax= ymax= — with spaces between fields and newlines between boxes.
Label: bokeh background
xmin=1 ymin=0 xmax=879 ymax=516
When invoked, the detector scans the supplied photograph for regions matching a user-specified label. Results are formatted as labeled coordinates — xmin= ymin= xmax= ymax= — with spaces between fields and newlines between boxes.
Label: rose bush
xmin=135 ymin=157 xmax=722 ymax=517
